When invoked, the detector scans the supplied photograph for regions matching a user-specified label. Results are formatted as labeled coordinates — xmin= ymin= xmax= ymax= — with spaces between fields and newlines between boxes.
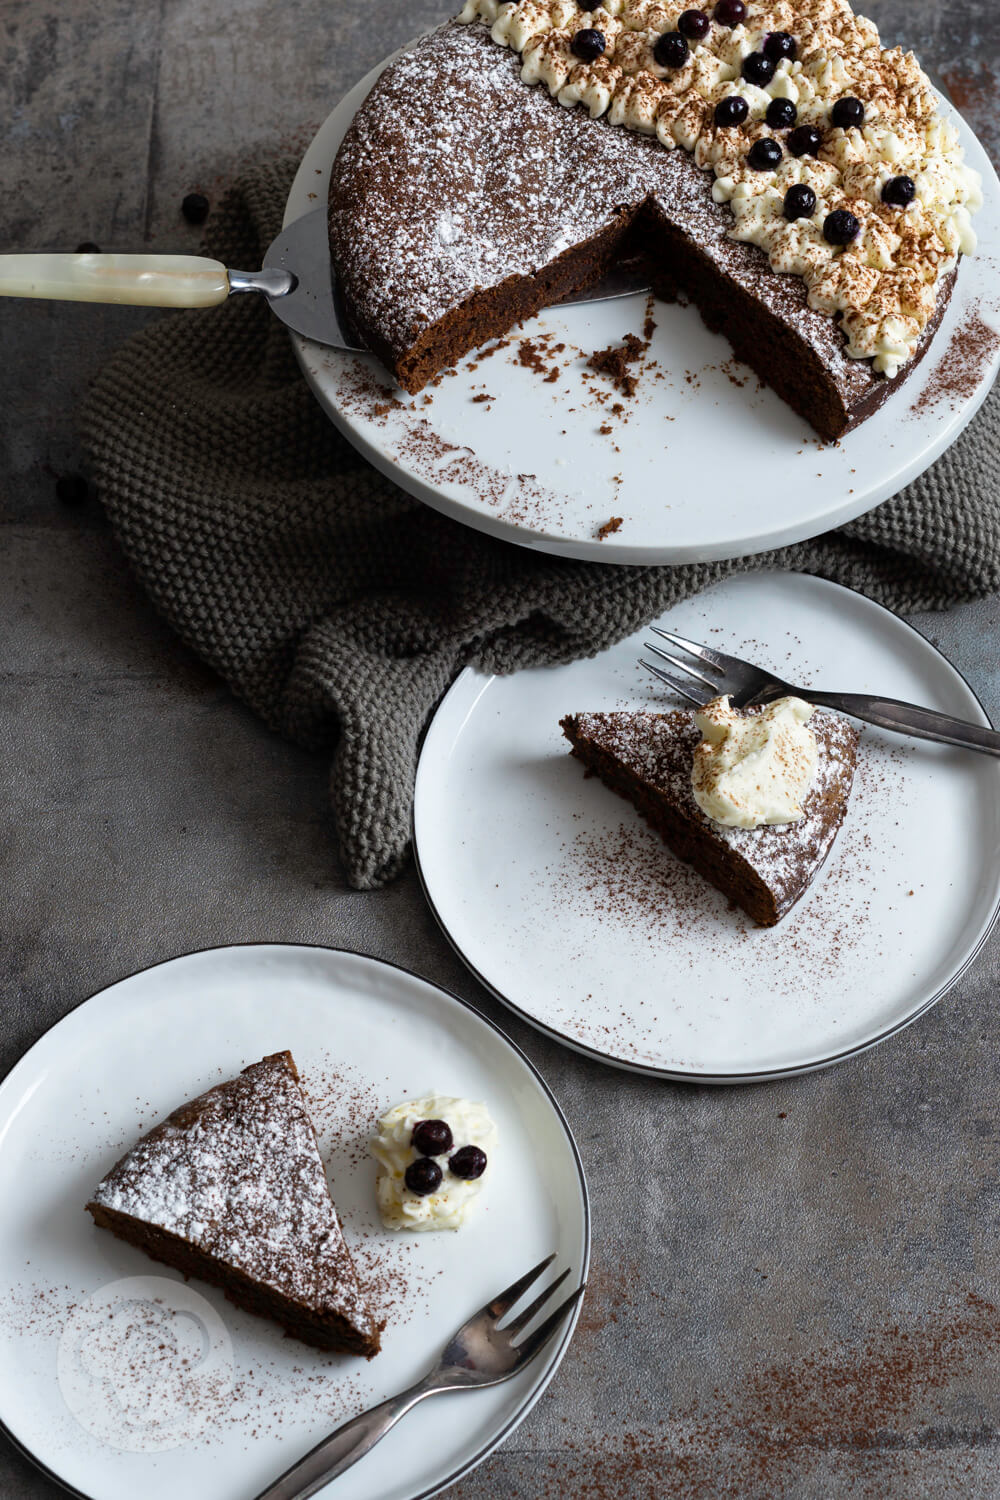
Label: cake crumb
xmin=587 ymin=333 xmax=649 ymax=397
xmin=597 ymin=516 xmax=623 ymax=539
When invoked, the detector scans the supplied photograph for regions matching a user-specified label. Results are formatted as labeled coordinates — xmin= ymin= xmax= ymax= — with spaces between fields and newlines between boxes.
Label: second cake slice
xmin=561 ymin=703 xmax=858 ymax=926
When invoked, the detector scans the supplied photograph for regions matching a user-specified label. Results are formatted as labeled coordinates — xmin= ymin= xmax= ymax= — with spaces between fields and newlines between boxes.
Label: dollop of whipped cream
xmin=371 ymin=1093 xmax=497 ymax=1232
xmin=691 ymin=694 xmax=819 ymax=828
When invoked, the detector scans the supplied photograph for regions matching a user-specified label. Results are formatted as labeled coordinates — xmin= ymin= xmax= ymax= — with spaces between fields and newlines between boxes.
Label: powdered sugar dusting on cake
xmin=571 ymin=706 xmax=858 ymax=915
xmin=89 ymin=1053 xmax=377 ymax=1339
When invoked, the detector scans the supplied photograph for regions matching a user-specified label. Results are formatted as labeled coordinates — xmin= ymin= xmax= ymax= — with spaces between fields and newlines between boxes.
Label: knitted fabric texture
xmin=80 ymin=159 xmax=1000 ymax=889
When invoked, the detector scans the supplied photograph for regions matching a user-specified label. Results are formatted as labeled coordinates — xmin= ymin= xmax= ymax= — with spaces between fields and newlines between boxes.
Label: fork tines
xmin=641 ymin=626 xmax=729 ymax=706
xmin=488 ymin=1254 xmax=586 ymax=1359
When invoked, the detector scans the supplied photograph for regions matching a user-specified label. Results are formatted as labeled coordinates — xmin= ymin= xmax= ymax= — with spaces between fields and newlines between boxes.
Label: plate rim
xmin=284 ymin=40 xmax=1000 ymax=566
xmin=412 ymin=571 xmax=1000 ymax=1082
xmin=0 ymin=941 xmax=592 ymax=1500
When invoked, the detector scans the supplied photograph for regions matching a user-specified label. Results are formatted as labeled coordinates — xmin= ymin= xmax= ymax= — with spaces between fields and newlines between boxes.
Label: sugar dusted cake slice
xmin=87 ymin=1051 xmax=381 ymax=1356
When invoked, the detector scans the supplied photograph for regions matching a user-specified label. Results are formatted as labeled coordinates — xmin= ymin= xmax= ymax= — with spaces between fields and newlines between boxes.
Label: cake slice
xmin=87 ymin=1051 xmax=381 ymax=1357
xmin=560 ymin=707 xmax=858 ymax=926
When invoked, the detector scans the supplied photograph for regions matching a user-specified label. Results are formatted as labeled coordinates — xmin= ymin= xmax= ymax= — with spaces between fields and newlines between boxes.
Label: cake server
xmin=641 ymin=627 xmax=1000 ymax=756
xmin=0 ymin=207 xmax=651 ymax=352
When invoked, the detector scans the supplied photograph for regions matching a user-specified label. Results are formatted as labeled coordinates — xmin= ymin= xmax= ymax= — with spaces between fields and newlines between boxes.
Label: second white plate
xmin=286 ymin=45 xmax=1000 ymax=565
xmin=414 ymin=571 xmax=1000 ymax=1079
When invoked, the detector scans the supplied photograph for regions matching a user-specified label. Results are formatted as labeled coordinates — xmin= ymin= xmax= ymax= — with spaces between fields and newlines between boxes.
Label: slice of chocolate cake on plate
xmin=561 ymin=696 xmax=858 ymax=926
xmin=87 ymin=1050 xmax=381 ymax=1357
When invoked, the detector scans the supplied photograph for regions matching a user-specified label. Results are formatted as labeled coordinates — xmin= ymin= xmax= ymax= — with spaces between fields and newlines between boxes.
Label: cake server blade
xmin=249 ymin=208 xmax=361 ymax=349
xmin=0 ymin=207 xmax=652 ymax=355
xmin=254 ymin=210 xmax=653 ymax=347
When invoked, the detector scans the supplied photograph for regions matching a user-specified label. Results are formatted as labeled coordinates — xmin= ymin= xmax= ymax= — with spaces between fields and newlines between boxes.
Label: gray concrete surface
xmin=2 ymin=2 xmax=1000 ymax=1496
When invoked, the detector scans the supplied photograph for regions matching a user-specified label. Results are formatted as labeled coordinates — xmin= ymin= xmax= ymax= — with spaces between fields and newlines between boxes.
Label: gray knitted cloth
xmin=80 ymin=160 xmax=1000 ymax=890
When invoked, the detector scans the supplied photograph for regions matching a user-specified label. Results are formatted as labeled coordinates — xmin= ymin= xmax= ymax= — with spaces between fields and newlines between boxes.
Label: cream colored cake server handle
xmin=0 ymin=252 xmax=292 ymax=308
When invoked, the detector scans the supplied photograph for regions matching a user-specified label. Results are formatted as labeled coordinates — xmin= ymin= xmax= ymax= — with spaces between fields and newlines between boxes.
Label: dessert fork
xmin=641 ymin=627 xmax=1000 ymax=756
xmin=253 ymin=1253 xmax=584 ymax=1500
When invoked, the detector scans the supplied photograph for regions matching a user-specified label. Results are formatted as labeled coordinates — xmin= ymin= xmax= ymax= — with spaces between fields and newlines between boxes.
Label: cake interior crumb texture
xmin=560 ymin=707 xmax=859 ymax=926
xmin=87 ymin=1050 xmax=382 ymax=1357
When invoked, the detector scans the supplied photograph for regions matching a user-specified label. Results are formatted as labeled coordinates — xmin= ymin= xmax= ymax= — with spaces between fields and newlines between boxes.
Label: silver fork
xmin=641 ymin=626 xmax=1000 ymax=756
xmin=253 ymin=1253 xmax=584 ymax=1500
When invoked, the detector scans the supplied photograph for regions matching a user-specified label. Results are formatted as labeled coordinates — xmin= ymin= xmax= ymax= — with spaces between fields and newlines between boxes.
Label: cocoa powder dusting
xmin=451 ymin=1292 xmax=1000 ymax=1499
xmin=333 ymin=360 xmax=573 ymax=532
xmin=910 ymin=312 xmax=1000 ymax=415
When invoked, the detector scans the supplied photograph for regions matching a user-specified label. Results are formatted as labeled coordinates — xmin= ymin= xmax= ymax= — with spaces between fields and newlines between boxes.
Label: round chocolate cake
xmin=328 ymin=1 xmax=981 ymax=440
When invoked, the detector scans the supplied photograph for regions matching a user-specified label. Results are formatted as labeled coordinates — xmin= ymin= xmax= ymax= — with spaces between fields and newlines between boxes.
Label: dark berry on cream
xmin=412 ymin=1119 xmax=454 ymax=1156
xmin=831 ymin=96 xmax=865 ymax=129
xmin=714 ymin=94 xmax=749 ymax=127
xmin=763 ymin=31 xmax=797 ymax=61
xmin=742 ymin=52 xmax=776 ymax=87
xmin=653 ymin=31 xmax=689 ymax=69
xmin=783 ymin=184 xmax=817 ymax=221
xmin=824 ymin=209 xmax=861 ymax=245
xmin=713 ymin=0 xmax=746 ymax=26
xmin=765 ymin=97 xmax=797 ymax=129
xmin=748 ymin=137 xmax=783 ymax=171
xmin=677 ymin=9 xmax=711 ymax=41
xmin=882 ymin=174 xmax=916 ymax=207
xmin=405 ymin=1158 xmax=443 ymax=1196
xmin=788 ymin=124 xmax=822 ymax=157
xmin=449 ymin=1146 xmax=488 ymax=1180
xmin=571 ymin=27 xmax=606 ymax=61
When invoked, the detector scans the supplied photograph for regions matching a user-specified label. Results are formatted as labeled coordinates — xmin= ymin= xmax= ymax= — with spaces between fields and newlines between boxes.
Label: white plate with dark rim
xmin=0 ymin=945 xmax=589 ymax=1500
xmin=413 ymin=571 xmax=1000 ymax=1080
xmin=285 ymin=40 xmax=1000 ymax=565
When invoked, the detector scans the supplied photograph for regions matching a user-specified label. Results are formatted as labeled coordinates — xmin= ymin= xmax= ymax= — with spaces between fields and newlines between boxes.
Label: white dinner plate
xmin=413 ymin=571 xmax=1000 ymax=1079
xmin=0 ymin=945 xmax=589 ymax=1500
xmin=285 ymin=41 xmax=1000 ymax=565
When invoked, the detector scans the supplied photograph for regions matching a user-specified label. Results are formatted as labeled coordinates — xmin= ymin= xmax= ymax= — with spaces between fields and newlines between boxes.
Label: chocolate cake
xmin=328 ymin=4 xmax=981 ymax=441
xmin=560 ymin=706 xmax=858 ymax=924
xmin=87 ymin=1052 xmax=382 ymax=1357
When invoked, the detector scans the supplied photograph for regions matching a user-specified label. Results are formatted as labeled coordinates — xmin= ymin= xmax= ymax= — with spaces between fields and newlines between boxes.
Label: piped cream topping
xmin=691 ymin=694 xmax=819 ymax=828
xmin=457 ymin=0 xmax=981 ymax=378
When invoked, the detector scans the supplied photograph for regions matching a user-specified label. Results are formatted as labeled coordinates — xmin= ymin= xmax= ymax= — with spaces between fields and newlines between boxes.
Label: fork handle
xmin=805 ymin=692 xmax=1000 ymax=756
xmin=251 ymin=1383 xmax=433 ymax=1500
